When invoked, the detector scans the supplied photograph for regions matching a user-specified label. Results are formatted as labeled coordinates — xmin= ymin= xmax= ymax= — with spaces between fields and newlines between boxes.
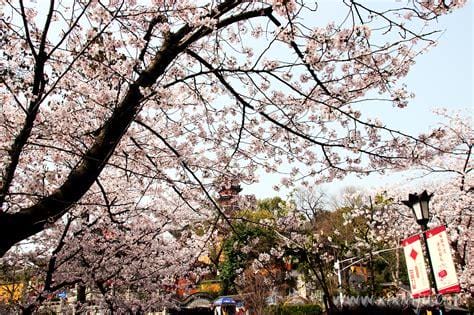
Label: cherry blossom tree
xmin=339 ymin=110 xmax=472 ymax=301
xmin=2 ymin=196 xmax=212 ymax=314
xmin=0 ymin=0 xmax=468 ymax=256
xmin=217 ymin=108 xmax=472 ymax=314
xmin=268 ymin=109 xmax=472 ymax=307
xmin=389 ymin=110 xmax=472 ymax=298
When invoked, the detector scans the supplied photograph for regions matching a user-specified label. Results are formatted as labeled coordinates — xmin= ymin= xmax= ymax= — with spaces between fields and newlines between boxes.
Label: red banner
xmin=425 ymin=226 xmax=461 ymax=294
xmin=402 ymin=234 xmax=431 ymax=298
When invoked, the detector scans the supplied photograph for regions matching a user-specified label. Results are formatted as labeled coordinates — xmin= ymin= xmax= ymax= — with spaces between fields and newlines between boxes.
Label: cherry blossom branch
xmin=129 ymin=136 xmax=203 ymax=215
xmin=135 ymin=119 xmax=235 ymax=231
xmin=47 ymin=1 xmax=92 ymax=58
xmin=186 ymin=48 xmax=350 ymax=172
xmin=18 ymin=0 xmax=37 ymax=58
xmin=95 ymin=178 xmax=126 ymax=225
xmin=2 ymin=1 xmax=60 ymax=205
xmin=22 ymin=216 xmax=73 ymax=314
xmin=0 ymin=76 xmax=27 ymax=114
xmin=1 ymin=2 xmax=121 ymax=210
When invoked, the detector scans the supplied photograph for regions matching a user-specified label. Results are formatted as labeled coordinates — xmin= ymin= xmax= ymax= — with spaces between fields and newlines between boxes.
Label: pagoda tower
xmin=216 ymin=179 xmax=242 ymax=214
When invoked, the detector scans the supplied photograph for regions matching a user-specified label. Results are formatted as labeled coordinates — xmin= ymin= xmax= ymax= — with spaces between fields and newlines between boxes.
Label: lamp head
xmin=402 ymin=190 xmax=433 ymax=227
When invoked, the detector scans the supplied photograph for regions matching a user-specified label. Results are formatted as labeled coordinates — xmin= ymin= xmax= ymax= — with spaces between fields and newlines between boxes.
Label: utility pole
xmin=334 ymin=259 xmax=343 ymax=308
xmin=333 ymin=247 xmax=402 ymax=309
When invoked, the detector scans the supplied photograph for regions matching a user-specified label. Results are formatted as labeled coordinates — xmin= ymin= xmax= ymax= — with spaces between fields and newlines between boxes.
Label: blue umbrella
xmin=213 ymin=296 xmax=236 ymax=305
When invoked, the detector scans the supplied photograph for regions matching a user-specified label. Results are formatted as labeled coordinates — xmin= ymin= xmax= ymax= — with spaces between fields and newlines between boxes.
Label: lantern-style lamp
xmin=402 ymin=190 xmax=433 ymax=229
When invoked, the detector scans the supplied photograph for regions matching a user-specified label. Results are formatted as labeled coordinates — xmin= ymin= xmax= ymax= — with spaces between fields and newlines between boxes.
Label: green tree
xmin=219 ymin=222 xmax=277 ymax=294
xmin=219 ymin=198 xmax=287 ymax=294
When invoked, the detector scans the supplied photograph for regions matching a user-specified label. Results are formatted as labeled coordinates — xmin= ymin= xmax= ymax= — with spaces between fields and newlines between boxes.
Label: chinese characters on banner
xmin=402 ymin=234 xmax=431 ymax=298
xmin=425 ymin=226 xmax=461 ymax=294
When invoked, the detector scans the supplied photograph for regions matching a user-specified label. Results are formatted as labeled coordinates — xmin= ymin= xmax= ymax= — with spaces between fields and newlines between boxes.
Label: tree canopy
xmin=1 ymin=0 xmax=468 ymax=255
xmin=0 ymin=1 xmax=472 ymax=312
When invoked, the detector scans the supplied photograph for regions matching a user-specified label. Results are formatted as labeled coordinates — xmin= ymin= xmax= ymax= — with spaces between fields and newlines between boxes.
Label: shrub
xmin=266 ymin=304 xmax=322 ymax=315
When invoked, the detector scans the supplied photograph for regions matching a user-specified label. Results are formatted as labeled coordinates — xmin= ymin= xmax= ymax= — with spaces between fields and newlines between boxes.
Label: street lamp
xmin=401 ymin=190 xmax=432 ymax=229
xmin=402 ymin=190 xmax=445 ymax=314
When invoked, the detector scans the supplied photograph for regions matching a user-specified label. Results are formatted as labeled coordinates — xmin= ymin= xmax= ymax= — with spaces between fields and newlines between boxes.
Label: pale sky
xmin=247 ymin=1 xmax=473 ymax=199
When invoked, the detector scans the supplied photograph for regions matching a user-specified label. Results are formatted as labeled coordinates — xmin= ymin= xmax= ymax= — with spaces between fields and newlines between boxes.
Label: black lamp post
xmin=402 ymin=190 xmax=445 ymax=314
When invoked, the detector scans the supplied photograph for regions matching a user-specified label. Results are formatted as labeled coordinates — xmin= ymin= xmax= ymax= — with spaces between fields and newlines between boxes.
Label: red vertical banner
xmin=425 ymin=226 xmax=461 ymax=294
xmin=402 ymin=234 xmax=431 ymax=298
